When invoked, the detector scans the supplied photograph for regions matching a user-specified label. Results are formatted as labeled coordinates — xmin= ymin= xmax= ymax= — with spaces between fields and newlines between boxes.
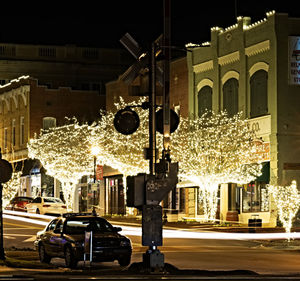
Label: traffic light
xmin=113 ymin=108 xmax=140 ymax=135
xmin=155 ymin=108 xmax=179 ymax=134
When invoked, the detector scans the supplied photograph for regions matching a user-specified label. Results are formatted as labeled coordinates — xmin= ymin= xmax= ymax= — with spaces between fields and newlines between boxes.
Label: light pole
xmin=91 ymin=146 xmax=100 ymax=214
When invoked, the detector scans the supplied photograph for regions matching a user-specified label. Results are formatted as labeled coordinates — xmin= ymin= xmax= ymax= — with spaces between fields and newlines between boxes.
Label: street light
xmin=91 ymin=146 xmax=100 ymax=214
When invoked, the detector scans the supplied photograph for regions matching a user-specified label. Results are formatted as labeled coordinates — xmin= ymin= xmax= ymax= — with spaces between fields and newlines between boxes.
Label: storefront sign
xmin=246 ymin=115 xmax=271 ymax=137
xmin=289 ymin=36 xmax=300 ymax=85
xmin=96 ymin=165 xmax=103 ymax=181
xmin=254 ymin=142 xmax=270 ymax=162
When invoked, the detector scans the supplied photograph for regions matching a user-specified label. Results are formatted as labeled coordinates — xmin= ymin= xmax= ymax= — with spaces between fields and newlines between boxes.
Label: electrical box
xmin=126 ymin=174 xmax=146 ymax=208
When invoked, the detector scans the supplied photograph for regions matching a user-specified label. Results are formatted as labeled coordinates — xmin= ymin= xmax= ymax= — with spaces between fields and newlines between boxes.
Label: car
xmin=34 ymin=213 xmax=132 ymax=268
xmin=26 ymin=196 xmax=67 ymax=215
xmin=5 ymin=196 xmax=33 ymax=212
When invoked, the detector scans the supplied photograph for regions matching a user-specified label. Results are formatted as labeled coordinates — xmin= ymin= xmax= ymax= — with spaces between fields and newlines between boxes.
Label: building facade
xmin=187 ymin=12 xmax=300 ymax=226
xmin=0 ymin=43 xmax=133 ymax=95
xmin=0 ymin=76 xmax=105 ymax=199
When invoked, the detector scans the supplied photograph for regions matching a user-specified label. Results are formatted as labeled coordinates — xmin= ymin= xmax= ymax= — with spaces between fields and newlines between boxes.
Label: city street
xmin=3 ymin=213 xmax=300 ymax=276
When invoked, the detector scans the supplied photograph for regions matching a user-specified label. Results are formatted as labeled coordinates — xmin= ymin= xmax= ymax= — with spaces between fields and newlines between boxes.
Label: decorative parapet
xmin=193 ymin=60 xmax=213 ymax=73
xmin=218 ymin=51 xmax=240 ymax=66
xmin=0 ymin=85 xmax=29 ymax=113
xmin=245 ymin=40 xmax=270 ymax=57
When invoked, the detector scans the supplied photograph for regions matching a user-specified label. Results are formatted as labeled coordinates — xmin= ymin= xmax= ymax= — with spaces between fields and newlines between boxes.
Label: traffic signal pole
xmin=142 ymin=0 xmax=172 ymax=271
xmin=149 ymin=42 xmax=157 ymax=176
xmin=163 ymin=0 xmax=171 ymax=154
xmin=116 ymin=0 xmax=178 ymax=272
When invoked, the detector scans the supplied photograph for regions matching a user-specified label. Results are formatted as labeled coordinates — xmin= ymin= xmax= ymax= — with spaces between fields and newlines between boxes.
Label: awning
xmin=176 ymin=180 xmax=198 ymax=188
xmin=22 ymin=159 xmax=42 ymax=176
xmin=256 ymin=161 xmax=270 ymax=183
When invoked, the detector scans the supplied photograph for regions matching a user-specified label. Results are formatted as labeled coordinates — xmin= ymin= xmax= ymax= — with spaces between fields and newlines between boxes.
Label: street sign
xmin=96 ymin=165 xmax=103 ymax=181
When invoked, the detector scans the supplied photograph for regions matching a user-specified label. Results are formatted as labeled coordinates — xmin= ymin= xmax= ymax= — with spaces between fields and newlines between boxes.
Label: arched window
xmin=250 ymin=70 xmax=268 ymax=118
xmin=198 ymin=86 xmax=212 ymax=117
xmin=223 ymin=78 xmax=238 ymax=117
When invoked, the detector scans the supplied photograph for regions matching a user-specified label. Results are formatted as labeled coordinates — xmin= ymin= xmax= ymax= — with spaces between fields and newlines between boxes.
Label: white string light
xmin=172 ymin=111 xmax=263 ymax=221
xmin=267 ymin=180 xmax=300 ymax=240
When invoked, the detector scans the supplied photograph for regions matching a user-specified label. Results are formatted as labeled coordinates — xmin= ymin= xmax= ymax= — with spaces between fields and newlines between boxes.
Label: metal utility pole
xmin=163 ymin=0 xmax=171 ymax=154
xmin=116 ymin=0 xmax=178 ymax=272
xmin=149 ymin=41 xmax=157 ymax=176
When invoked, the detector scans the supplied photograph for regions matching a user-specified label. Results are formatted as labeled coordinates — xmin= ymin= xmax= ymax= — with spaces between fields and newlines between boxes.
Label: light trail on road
xmin=117 ymin=225 xmax=300 ymax=240
xmin=4 ymin=211 xmax=300 ymax=241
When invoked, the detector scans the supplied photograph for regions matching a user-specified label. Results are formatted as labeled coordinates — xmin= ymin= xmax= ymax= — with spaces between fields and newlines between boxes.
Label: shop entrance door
xmin=78 ymin=183 xmax=100 ymax=212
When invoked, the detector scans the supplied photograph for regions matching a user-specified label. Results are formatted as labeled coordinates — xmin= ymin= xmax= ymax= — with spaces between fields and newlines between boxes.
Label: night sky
xmin=1 ymin=0 xmax=300 ymax=49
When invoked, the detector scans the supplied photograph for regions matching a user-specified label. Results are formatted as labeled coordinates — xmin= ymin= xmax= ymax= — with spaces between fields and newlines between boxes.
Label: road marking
xmin=23 ymin=235 xmax=36 ymax=242
xmin=3 ymin=236 xmax=16 ymax=240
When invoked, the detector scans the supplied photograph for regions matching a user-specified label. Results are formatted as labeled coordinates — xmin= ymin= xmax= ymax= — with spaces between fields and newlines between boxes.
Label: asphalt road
xmin=3 ymin=215 xmax=300 ymax=276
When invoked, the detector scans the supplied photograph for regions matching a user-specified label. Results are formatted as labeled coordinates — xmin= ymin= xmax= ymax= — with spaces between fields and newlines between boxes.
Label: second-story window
xmin=4 ymin=128 xmax=8 ymax=150
xmin=12 ymin=119 xmax=16 ymax=147
xmin=198 ymin=86 xmax=212 ymax=117
xmin=250 ymin=70 xmax=268 ymax=118
xmin=223 ymin=78 xmax=239 ymax=117
xmin=20 ymin=116 xmax=25 ymax=146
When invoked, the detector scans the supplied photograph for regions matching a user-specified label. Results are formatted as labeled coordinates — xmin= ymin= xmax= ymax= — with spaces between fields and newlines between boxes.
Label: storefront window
xmin=242 ymin=182 xmax=269 ymax=212
xmin=196 ymin=187 xmax=220 ymax=216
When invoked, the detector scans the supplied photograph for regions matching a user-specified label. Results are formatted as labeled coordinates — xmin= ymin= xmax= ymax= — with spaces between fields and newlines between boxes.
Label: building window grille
xmin=82 ymin=48 xmax=99 ymax=59
xmin=39 ymin=47 xmax=56 ymax=57
xmin=0 ymin=45 xmax=16 ymax=56
xmin=198 ymin=86 xmax=212 ymax=117
xmin=250 ymin=70 xmax=268 ymax=118
xmin=223 ymin=78 xmax=239 ymax=117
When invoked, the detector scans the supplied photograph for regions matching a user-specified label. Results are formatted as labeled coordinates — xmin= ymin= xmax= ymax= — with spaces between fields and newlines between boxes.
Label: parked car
xmin=34 ymin=213 xmax=132 ymax=268
xmin=5 ymin=196 xmax=33 ymax=212
xmin=26 ymin=196 xmax=67 ymax=215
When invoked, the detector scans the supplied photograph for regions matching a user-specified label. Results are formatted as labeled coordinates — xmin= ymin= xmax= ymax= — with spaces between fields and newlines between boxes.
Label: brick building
xmin=0 ymin=76 xmax=105 ymax=197
xmin=0 ymin=43 xmax=133 ymax=94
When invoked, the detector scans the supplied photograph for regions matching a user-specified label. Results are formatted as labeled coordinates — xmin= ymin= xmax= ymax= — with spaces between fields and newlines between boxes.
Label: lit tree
xmin=172 ymin=111 xmax=263 ymax=221
xmin=2 ymin=169 xmax=23 ymax=208
xmin=2 ymin=152 xmax=24 ymax=209
xmin=267 ymin=180 xmax=300 ymax=239
xmin=94 ymin=97 xmax=155 ymax=215
xmin=95 ymin=97 xmax=150 ymax=176
xmin=27 ymin=118 xmax=100 ymax=210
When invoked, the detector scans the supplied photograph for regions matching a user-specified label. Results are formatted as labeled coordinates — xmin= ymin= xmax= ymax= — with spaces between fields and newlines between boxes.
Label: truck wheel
xmin=39 ymin=243 xmax=51 ymax=263
xmin=65 ymin=245 xmax=78 ymax=268
xmin=118 ymin=255 xmax=131 ymax=266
